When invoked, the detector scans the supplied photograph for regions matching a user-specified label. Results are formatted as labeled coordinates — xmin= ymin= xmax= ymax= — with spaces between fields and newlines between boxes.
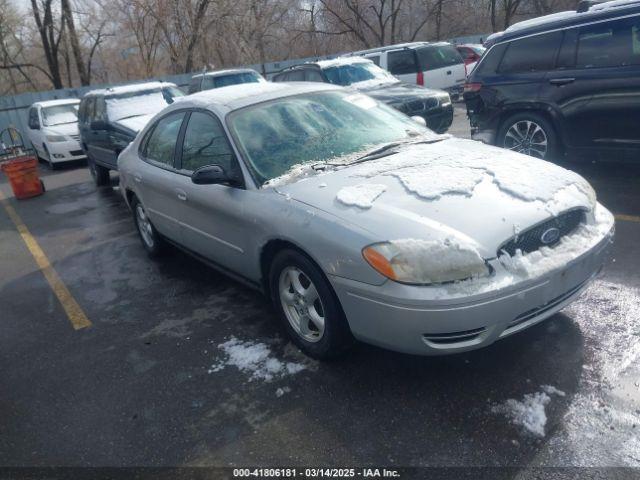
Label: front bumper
xmin=47 ymin=140 xmax=86 ymax=163
xmin=330 ymin=223 xmax=614 ymax=356
xmin=424 ymin=104 xmax=454 ymax=134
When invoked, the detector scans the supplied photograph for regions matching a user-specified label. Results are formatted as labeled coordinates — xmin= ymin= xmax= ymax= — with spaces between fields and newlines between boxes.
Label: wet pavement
xmin=1 ymin=109 xmax=639 ymax=475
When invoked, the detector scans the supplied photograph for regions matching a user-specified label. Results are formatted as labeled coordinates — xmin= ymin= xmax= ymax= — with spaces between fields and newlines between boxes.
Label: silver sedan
xmin=118 ymin=82 xmax=614 ymax=359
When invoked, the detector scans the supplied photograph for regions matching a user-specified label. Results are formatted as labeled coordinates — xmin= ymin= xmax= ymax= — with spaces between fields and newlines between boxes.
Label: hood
xmin=44 ymin=122 xmax=79 ymax=137
xmin=354 ymin=82 xmax=447 ymax=105
xmin=275 ymin=138 xmax=595 ymax=258
xmin=113 ymin=114 xmax=156 ymax=133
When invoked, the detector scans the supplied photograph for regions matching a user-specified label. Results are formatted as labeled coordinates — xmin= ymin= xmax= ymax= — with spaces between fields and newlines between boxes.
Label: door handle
xmin=447 ymin=70 xmax=452 ymax=75
xmin=549 ymin=77 xmax=575 ymax=86
xmin=176 ymin=189 xmax=187 ymax=201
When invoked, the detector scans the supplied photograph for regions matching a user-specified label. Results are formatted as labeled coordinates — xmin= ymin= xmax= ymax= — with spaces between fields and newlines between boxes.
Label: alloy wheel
xmin=278 ymin=266 xmax=326 ymax=343
xmin=504 ymin=120 xmax=548 ymax=158
xmin=135 ymin=204 xmax=155 ymax=249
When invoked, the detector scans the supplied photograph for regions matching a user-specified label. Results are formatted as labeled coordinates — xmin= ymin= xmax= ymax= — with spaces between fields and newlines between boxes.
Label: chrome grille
xmin=498 ymin=209 xmax=586 ymax=257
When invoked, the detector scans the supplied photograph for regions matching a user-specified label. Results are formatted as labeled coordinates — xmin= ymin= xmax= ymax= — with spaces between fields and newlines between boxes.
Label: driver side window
xmin=180 ymin=111 xmax=236 ymax=175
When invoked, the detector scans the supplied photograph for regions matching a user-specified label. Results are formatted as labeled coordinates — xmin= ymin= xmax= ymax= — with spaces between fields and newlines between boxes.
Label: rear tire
xmin=498 ymin=112 xmax=559 ymax=161
xmin=131 ymin=196 xmax=164 ymax=257
xmin=269 ymin=249 xmax=354 ymax=360
xmin=87 ymin=155 xmax=110 ymax=186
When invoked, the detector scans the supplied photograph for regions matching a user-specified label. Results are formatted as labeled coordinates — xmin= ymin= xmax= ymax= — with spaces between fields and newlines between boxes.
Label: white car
xmin=350 ymin=42 xmax=467 ymax=99
xmin=26 ymin=99 xmax=85 ymax=168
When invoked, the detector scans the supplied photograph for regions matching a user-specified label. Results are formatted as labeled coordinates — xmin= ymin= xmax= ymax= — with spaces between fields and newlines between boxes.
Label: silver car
xmin=118 ymin=82 xmax=614 ymax=359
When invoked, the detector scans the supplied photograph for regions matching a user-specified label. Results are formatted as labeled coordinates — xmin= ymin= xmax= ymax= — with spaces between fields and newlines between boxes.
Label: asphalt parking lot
xmin=1 ymin=106 xmax=639 ymax=474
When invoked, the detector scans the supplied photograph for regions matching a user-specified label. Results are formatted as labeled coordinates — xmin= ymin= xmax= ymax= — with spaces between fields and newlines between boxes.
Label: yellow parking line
xmin=0 ymin=190 xmax=91 ymax=330
xmin=615 ymin=214 xmax=640 ymax=224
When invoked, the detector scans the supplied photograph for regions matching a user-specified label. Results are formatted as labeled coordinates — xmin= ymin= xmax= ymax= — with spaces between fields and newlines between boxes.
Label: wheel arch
xmin=259 ymin=238 xmax=329 ymax=301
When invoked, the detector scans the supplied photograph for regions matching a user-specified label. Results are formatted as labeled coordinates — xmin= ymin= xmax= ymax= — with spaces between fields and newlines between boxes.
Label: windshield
xmin=228 ymin=91 xmax=436 ymax=184
xmin=106 ymin=88 xmax=183 ymax=121
xmin=323 ymin=62 xmax=398 ymax=87
xmin=41 ymin=104 xmax=78 ymax=126
xmin=204 ymin=72 xmax=262 ymax=90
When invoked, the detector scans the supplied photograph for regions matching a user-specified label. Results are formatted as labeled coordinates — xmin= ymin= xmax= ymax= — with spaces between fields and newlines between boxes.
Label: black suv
xmin=272 ymin=58 xmax=454 ymax=133
xmin=79 ymin=82 xmax=184 ymax=185
xmin=464 ymin=0 xmax=640 ymax=161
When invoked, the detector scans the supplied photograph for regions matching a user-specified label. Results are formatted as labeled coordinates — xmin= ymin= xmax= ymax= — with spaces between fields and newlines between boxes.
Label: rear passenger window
xmin=499 ymin=32 xmax=562 ymax=73
xmin=417 ymin=45 xmax=463 ymax=70
xmin=144 ymin=112 xmax=185 ymax=167
xmin=577 ymin=17 xmax=640 ymax=68
xmin=287 ymin=70 xmax=305 ymax=81
xmin=305 ymin=70 xmax=324 ymax=82
xmin=388 ymin=50 xmax=418 ymax=74
xmin=181 ymin=111 xmax=235 ymax=174
xmin=367 ymin=55 xmax=381 ymax=66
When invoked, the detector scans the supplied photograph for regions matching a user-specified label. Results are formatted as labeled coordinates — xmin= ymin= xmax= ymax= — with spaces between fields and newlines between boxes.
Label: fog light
xmin=53 ymin=154 xmax=65 ymax=159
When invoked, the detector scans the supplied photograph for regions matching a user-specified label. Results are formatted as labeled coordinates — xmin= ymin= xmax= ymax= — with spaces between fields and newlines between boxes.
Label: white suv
xmin=26 ymin=99 xmax=85 ymax=168
xmin=350 ymin=42 xmax=467 ymax=99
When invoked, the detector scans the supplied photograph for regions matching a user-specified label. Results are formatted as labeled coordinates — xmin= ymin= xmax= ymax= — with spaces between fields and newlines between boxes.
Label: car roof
xmin=191 ymin=68 xmax=260 ymax=79
xmin=491 ymin=0 xmax=640 ymax=44
xmin=349 ymin=41 xmax=453 ymax=56
xmin=84 ymin=81 xmax=178 ymax=98
xmin=32 ymin=98 xmax=80 ymax=108
xmin=314 ymin=57 xmax=373 ymax=69
xmin=177 ymin=82 xmax=341 ymax=113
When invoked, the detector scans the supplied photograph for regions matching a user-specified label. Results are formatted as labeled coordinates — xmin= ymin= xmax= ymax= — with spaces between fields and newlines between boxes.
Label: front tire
xmin=498 ymin=112 xmax=558 ymax=160
xmin=131 ymin=197 xmax=163 ymax=257
xmin=269 ymin=249 xmax=353 ymax=360
xmin=87 ymin=155 xmax=110 ymax=186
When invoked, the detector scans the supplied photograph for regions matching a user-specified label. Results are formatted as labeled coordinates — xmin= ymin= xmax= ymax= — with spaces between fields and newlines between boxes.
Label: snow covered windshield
xmin=41 ymin=104 xmax=78 ymax=126
xmin=323 ymin=62 xmax=398 ymax=88
xmin=228 ymin=91 xmax=436 ymax=184
xmin=106 ymin=87 xmax=184 ymax=121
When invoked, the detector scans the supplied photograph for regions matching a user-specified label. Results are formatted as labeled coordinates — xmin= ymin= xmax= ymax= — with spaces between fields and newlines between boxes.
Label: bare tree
xmin=30 ymin=0 xmax=65 ymax=88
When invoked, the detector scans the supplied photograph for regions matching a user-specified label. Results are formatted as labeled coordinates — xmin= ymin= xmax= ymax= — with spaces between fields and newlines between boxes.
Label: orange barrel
xmin=0 ymin=155 xmax=44 ymax=200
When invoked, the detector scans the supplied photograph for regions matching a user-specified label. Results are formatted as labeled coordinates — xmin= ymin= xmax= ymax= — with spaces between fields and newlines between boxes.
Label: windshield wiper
xmin=348 ymin=137 xmax=446 ymax=166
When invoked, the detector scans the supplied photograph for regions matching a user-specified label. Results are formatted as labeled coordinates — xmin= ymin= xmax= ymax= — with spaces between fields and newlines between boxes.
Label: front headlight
xmin=45 ymin=135 xmax=67 ymax=142
xmin=362 ymin=238 xmax=489 ymax=285
xmin=438 ymin=93 xmax=452 ymax=107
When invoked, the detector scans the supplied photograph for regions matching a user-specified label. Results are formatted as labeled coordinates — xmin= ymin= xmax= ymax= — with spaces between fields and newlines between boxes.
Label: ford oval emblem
xmin=540 ymin=227 xmax=561 ymax=245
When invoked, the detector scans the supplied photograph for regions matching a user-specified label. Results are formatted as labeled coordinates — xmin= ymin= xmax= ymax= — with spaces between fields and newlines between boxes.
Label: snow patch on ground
xmin=336 ymin=183 xmax=387 ymax=209
xmin=492 ymin=386 xmax=566 ymax=437
xmin=209 ymin=337 xmax=306 ymax=382
xmin=539 ymin=281 xmax=640 ymax=466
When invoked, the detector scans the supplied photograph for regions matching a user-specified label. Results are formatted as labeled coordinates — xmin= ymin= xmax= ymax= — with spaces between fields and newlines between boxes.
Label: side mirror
xmin=191 ymin=164 xmax=230 ymax=185
xmin=90 ymin=120 xmax=109 ymax=131
xmin=410 ymin=115 xmax=427 ymax=127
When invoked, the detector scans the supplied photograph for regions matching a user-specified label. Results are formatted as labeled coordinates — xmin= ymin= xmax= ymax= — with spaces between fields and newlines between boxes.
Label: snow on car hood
xmin=274 ymin=138 xmax=597 ymax=258
xmin=44 ymin=121 xmax=79 ymax=136
xmin=113 ymin=114 xmax=156 ymax=133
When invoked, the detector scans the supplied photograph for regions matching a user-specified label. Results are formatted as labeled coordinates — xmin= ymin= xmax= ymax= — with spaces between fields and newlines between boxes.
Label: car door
xmin=417 ymin=45 xmax=466 ymax=90
xmin=86 ymin=97 xmax=112 ymax=165
xmin=27 ymin=107 xmax=44 ymax=156
xmin=544 ymin=16 xmax=640 ymax=152
xmin=171 ymin=110 xmax=252 ymax=275
xmin=134 ymin=111 xmax=187 ymax=243
xmin=387 ymin=49 xmax=419 ymax=84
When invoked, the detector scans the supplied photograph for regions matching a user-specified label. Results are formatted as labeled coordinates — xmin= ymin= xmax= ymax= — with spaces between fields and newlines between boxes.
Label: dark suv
xmin=272 ymin=58 xmax=454 ymax=133
xmin=79 ymin=82 xmax=184 ymax=185
xmin=464 ymin=1 xmax=640 ymax=161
